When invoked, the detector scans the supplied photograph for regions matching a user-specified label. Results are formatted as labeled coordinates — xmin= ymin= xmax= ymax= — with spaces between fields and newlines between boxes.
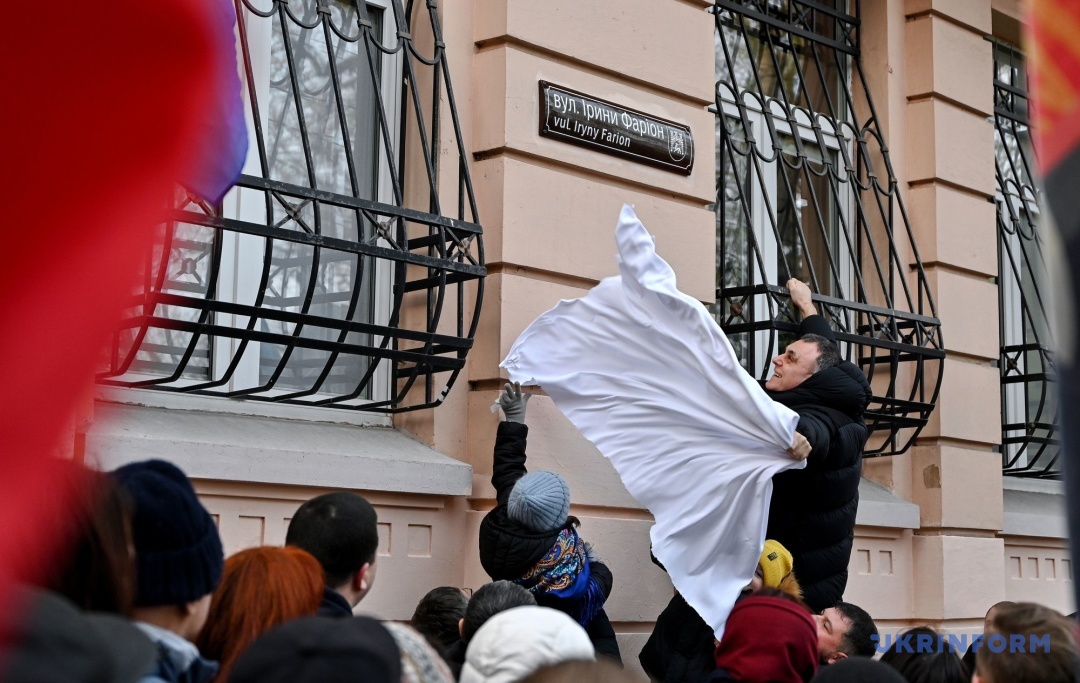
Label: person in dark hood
xmin=477 ymin=383 xmax=621 ymax=664
xmin=764 ymin=279 xmax=873 ymax=613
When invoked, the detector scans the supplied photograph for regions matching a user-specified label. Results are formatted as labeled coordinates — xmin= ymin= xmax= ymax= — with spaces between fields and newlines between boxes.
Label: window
xmin=992 ymin=40 xmax=1058 ymax=478
xmin=712 ymin=0 xmax=943 ymax=455
xmin=99 ymin=0 xmax=485 ymax=413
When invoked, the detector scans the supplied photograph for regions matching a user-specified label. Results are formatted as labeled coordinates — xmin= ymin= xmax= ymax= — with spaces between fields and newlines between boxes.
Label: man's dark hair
xmin=836 ymin=601 xmax=878 ymax=658
xmin=285 ymin=492 xmax=378 ymax=588
xmin=411 ymin=586 xmax=469 ymax=648
xmin=461 ymin=581 xmax=536 ymax=644
xmin=800 ymin=333 xmax=841 ymax=373
xmin=880 ymin=626 xmax=969 ymax=683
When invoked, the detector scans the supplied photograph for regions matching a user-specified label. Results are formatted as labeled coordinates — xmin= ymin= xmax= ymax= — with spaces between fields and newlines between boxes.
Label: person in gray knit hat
xmin=112 ymin=459 xmax=224 ymax=683
xmin=508 ymin=470 xmax=570 ymax=531
xmin=477 ymin=383 xmax=621 ymax=664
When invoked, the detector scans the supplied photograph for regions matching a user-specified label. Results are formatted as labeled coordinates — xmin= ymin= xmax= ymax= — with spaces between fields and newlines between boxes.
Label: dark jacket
xmin=764 ymin=315 xmax=872 ymax=612
xmin=478 ymin=421 xmax=622 ymax=664
xmin=445 ymin=639 xmax=466 ymax=679
xmin=317 ymin=587 xmax=354 ymax=618
xmin=638 ymin=592 xmax=716 ymax=683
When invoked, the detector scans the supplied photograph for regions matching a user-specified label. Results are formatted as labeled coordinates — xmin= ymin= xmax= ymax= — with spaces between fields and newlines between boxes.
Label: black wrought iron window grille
xmin=712 ymin=0 xmax=943 ymax=456
xmin=992 ymin=40 xmax=1058 ymax=478
xmin=98 ymin=0 xmax=485 ymax=413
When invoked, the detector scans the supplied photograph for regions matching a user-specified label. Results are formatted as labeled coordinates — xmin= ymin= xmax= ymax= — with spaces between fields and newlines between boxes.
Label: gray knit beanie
xmin=507 ymin=471 xmax=570 ymax=532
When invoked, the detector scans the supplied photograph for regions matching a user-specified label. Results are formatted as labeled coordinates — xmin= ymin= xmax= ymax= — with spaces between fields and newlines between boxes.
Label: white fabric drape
xmin=500 ymin=205 xmax=803 ymax=638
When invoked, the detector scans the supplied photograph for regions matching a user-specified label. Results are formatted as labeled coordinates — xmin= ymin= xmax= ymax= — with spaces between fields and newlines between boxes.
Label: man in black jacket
xmin=639 ymin=280 xmax=875 ymax=681
xmin=764 ymin=279 xmax=873 ymax=613
xmin=286 ymin=492 xmax=380 ymax=617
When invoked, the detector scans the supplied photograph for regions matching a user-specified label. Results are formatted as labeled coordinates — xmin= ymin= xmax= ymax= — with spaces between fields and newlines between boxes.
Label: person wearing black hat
xmin=112 ymin=459 xmax=224 ymax=683
xmin=228 ymin=616 xmax=401 ymax=683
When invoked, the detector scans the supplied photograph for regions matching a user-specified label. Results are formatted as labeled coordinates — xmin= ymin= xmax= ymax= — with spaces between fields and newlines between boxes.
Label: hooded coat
xmin=477 ymin=422 xmax=621 ymax=663
xmin=764 ymin=315 xmax=872 ymax=612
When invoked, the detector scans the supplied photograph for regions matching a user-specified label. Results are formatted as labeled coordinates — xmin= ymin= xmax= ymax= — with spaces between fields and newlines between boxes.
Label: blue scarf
xmin=515 ymin=527 xmax=606 ymax=627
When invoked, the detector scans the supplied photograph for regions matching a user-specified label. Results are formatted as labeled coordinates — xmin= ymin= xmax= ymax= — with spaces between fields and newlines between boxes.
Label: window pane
xmin=716 ymin=5 xmax=846 ymax=117
xmin=775 ymin=135 xmax=839 ymax=297
xmin=994 ymin=41 xmax=1057 ymax=475
xmin=120 ymin=195 xmax=215 ymax=381
xmin=260 ymin=0 xmax=383 ymax=395
xmin=713 ymin=114 xmax=753 ymax=364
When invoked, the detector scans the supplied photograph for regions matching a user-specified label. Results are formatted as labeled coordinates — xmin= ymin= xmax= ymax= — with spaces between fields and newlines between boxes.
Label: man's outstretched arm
xmin=786 ymin=278 xmax=836 ymax=344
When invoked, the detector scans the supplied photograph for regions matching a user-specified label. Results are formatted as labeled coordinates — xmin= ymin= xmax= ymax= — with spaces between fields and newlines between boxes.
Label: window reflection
xmin=260 ymin=0 xmax=383 ymax=395
xmin=715 ymin=4 xmax=846 ymax=118
xmin=994 ymin=41 xmax=1058 ymax=477
xmin=776 ymin=135 xmax=839 ymax=298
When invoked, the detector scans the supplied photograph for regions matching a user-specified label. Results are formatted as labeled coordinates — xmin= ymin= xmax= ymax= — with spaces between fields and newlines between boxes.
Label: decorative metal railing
xmin=98 ymin=0 xmax=485 ymax=412
xmin=712 ymin=0 xmax=943 ymax=455
xmin=992 ymin=40 xmax=1058 ymax=478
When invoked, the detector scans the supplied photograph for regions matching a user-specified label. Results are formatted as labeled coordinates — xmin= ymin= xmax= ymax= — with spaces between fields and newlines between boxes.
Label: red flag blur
xmin=0 ymin=0 xmax=233 ymax=634
xmin=1025 ymin=0 xmax=1080 ymax=624
xmin=1027 ymin=0 xmax=1080 ymax=175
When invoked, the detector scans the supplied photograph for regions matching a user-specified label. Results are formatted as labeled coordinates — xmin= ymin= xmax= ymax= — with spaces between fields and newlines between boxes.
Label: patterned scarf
xmin=515 ymin=527 xmax=606 ymax=627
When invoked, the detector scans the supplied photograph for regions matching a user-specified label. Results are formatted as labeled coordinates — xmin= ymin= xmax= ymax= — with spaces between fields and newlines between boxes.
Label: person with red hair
xmin=197 ymin=546 xmax=324 ymax=682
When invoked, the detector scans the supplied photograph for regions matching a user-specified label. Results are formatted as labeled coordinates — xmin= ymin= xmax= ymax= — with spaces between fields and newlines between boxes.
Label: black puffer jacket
xmin=764 ymin=315 xmax=872 ymax=613
xmin=478 ymin=422 xmax=622 ymax=664
xmin=638 ymin=592 xmax=716 ymax=683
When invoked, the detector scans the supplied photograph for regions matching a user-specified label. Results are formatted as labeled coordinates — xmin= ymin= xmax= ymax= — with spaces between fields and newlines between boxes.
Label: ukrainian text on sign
xmin=538 ymin=81 xmax=694 ymax=175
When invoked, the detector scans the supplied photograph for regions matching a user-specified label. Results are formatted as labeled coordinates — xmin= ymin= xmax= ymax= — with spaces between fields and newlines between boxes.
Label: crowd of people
xmin=8 ymin=405 xmax=1077 ymax=683
xmin=4 ymin=279 xmax=1078 ymax=683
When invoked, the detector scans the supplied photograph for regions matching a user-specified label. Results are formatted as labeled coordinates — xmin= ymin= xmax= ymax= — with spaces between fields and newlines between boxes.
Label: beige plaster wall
xmin=1003 ymin=537 xmax=1076 ymax=612
xmin=844 ymin=526 xmax=917 ymax=621
xmin=195 ymin=480 xmax=472 ymax=622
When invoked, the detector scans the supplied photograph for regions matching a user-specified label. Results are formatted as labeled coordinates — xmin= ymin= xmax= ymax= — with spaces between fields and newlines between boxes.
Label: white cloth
xmin=501 ymin=204 xmax=803 ymax=639
xmin=460 ymin=606 xmax=594 ymax=683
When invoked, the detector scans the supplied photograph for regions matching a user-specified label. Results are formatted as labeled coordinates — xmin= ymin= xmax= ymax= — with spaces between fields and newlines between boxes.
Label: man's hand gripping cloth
xmin=500 ymin=205 xmax=803 ymax=639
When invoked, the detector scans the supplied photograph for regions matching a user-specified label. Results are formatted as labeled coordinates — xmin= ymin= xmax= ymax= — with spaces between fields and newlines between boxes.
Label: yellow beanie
xmin=759 ymin=539 xmax=794 ymax=588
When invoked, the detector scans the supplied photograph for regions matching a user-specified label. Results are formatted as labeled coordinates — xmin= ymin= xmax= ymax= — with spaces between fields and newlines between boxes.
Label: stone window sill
xmin=84 ymin=402 xmax=472 ymax=496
